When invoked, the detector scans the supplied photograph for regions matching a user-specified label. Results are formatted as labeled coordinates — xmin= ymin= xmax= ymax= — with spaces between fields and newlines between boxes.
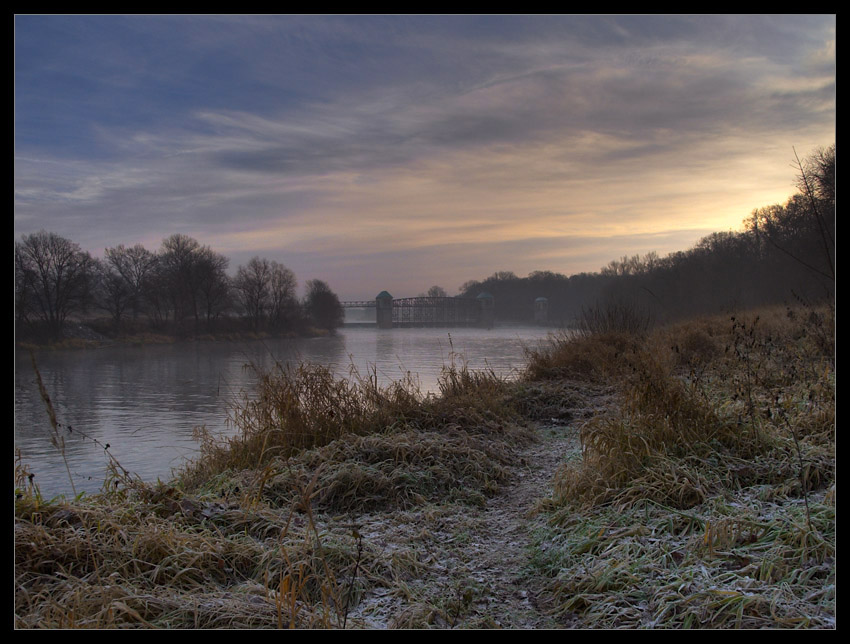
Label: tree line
xmin=15 ymin=232 xmax=344 ymax=341
xmin=455 ymin=145 xmax=835 ymax=326
xmin=16 ymin=145 xmax=833 ymax=339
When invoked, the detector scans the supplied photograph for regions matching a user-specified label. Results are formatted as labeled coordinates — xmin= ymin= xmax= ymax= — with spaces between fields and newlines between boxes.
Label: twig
xmin=29 ymin=350 xmax=76 ymax=497
xmin=342 ymin=526 xmax=364 ymax=628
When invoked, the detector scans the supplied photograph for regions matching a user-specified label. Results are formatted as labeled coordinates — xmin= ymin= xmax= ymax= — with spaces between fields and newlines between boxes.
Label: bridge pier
xmin=477 ymin=291 xmax=494 ymax=329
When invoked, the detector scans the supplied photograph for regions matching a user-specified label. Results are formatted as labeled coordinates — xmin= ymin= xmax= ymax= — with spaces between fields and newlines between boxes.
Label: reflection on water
xmin=14 ymin=326 xmax=553 ymax=497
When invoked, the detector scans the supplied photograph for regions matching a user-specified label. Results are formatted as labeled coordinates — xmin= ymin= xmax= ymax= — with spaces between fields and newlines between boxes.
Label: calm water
xmin=14 ymin=326 xmax=554 ymax=498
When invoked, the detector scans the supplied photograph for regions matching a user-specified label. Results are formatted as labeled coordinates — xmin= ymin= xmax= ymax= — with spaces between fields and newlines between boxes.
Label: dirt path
xmin=345 ymin=421 xmax=582 ymax=629
xmin=438 ymin=422 xmax=581 ymax=629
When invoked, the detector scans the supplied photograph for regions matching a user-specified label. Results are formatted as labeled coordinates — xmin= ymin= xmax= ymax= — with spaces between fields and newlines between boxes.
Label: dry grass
xmin=14 ymin=302 xmax=834 ymax=629
xmin=532 ymin=488 xmax=835 ymax=628
xmin=180 ymin=355 xmax=528 ymax=494
xmin=523 ymin=330 xmax=639 ymax=383
xmin=526 ymin=304 xmax=835 ymax=512
xmin=15 ymin=355 xmax=533 ymax=629
xmin=574 ymin=300 xmax=654 ymax=337
xmin=527 ymin=302 xmax=835 ymax=628
xmin=14 ymin=456 xmax=433 ymax=629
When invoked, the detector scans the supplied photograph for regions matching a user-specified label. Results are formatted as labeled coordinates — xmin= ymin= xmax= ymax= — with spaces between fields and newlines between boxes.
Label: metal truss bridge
xmin=341 ymin=293 xmax=494 ymax=328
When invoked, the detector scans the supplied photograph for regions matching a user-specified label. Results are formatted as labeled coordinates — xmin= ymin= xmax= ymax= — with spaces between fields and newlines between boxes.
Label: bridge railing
xmin=341 ymin=300 xmax=377 ymax=308
xmin=342 ymin=294 xmax=491 ymax=328
xmin=392 ymin=297 xmax=480 ymax=327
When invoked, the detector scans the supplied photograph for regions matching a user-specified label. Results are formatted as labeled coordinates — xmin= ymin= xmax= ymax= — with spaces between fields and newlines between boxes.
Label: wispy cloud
xmin=14 ymin=14 xmax=835 ymax=299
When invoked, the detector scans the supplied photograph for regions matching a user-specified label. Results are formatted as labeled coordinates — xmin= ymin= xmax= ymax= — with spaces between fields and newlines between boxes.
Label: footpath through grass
xmin=15 ymin=304 xmax=834 ymax=628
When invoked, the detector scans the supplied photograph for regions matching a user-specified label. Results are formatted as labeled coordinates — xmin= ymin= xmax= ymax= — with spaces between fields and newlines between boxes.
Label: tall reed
xmin=29 ymin=351 xmax=76 ymax=497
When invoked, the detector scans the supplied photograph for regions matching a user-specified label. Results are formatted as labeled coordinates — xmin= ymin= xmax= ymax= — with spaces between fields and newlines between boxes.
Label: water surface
xmin=15 ymin=326 xmax=553 ymax=497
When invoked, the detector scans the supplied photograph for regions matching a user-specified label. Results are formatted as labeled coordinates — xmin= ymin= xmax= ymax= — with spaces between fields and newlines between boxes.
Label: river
xmin=14 ymin=325 xmax=555 ymax=498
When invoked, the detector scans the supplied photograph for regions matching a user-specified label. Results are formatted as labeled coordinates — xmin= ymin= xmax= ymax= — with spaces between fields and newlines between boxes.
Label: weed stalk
xmin=29 ymin=351 xmax=76 ymax=497
xmin=342 ymin=526 xmax=363 ymax=628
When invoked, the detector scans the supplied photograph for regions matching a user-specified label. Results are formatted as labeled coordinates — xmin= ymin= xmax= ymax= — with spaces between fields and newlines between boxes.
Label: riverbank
xmin=14 ymin=304 xmax=835 ymax=628
xmin=15 ymin=322 xmax=335 ymax=352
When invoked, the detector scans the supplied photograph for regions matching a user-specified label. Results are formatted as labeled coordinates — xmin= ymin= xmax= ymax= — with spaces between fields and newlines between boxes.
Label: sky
xmin=14 ymin=14 xmax=835 ymax=301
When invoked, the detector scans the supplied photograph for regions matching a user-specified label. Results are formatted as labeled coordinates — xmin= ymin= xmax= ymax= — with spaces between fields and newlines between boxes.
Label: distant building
xmin=376 ymin=291 xmax=393 ymax=329
xmin=534 ymin=297 xmax=549 ymax=325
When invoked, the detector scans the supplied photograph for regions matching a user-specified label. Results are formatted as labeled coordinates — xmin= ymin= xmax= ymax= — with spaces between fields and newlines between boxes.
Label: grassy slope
xmin=14 ymin=304 xmax=835 ymax=628
xmin=525 ymin=305 xmax=835 ymax=628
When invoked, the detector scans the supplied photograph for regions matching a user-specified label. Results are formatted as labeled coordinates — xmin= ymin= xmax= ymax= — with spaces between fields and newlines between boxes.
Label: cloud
xmin=14 ymin=15 xmax=835 ymax=299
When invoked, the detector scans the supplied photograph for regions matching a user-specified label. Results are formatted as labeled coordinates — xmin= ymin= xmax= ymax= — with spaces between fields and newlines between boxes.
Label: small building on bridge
xmin=534 ymin=297 xmax=549 ymax=325
xmin=376 ymin=291 xmax=394 ymax=329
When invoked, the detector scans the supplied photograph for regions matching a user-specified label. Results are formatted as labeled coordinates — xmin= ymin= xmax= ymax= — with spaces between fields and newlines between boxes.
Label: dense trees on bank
xmin=303 ymin=279 xmax=345 ymax=330
xmin=457 ymin=145 xmax=835 ymax=326
xmin=15 ymin=232 xmax=344 ymax=341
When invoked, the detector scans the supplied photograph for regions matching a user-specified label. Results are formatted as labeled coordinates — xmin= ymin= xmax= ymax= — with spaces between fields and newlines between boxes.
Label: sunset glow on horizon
xmin=14 ymin=14 xmax=835 ymax=301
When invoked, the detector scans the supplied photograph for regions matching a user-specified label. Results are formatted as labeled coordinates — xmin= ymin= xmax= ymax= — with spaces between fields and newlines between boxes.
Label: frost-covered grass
xmin=14 ymin=303 xmax=834 ymax=628
xmin=15 ymin=355 xmax=531 ymax=628
xmin=526 ymin=302 xmax=835 ymax=628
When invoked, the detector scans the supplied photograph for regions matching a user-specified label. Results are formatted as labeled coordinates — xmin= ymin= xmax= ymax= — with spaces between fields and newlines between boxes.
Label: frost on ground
xmin=342 ymin=420 xmax=581 ymax=629
xmin=17 ymin=307 xmax=835 ymax=629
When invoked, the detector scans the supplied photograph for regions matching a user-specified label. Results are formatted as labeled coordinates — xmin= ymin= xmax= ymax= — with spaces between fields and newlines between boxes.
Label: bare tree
xmin=141 ymin=259 xmax=172 ymax=329
xmin=194 ymin=246 xmax=232 ymax=329
xmin=104 ymin=243 xmax=158 ymax=320
xmin=15 ymin=230 xmax=95 ymax=337
xmin=457 ymin=279 xmax=482 ymax=297
xmin=15 ymin=244 xmax=35 ymax=326
xmin=747 ymin=193 xmax=834 ymax=283
xmin=799 ymin=144 xmax=835 ymax=208
xmin=92 ymin=258 xmax=134 ymax=330
xmin=268 ymin=261 xmax=299 ymax=330
xmin=156 ymin=234 xmax=230 ymax=333
xmin=158 ymin=233 xmax=202 ymax=329
xmin=793 ymin=145 xmax=835 ymax=281
xmin=233 ymin=256 xmax=273 ymax=331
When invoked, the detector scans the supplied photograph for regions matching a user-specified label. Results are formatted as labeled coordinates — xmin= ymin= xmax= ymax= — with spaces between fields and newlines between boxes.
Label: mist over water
xmin=15 ymin=326 xmax=553 ymax=498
